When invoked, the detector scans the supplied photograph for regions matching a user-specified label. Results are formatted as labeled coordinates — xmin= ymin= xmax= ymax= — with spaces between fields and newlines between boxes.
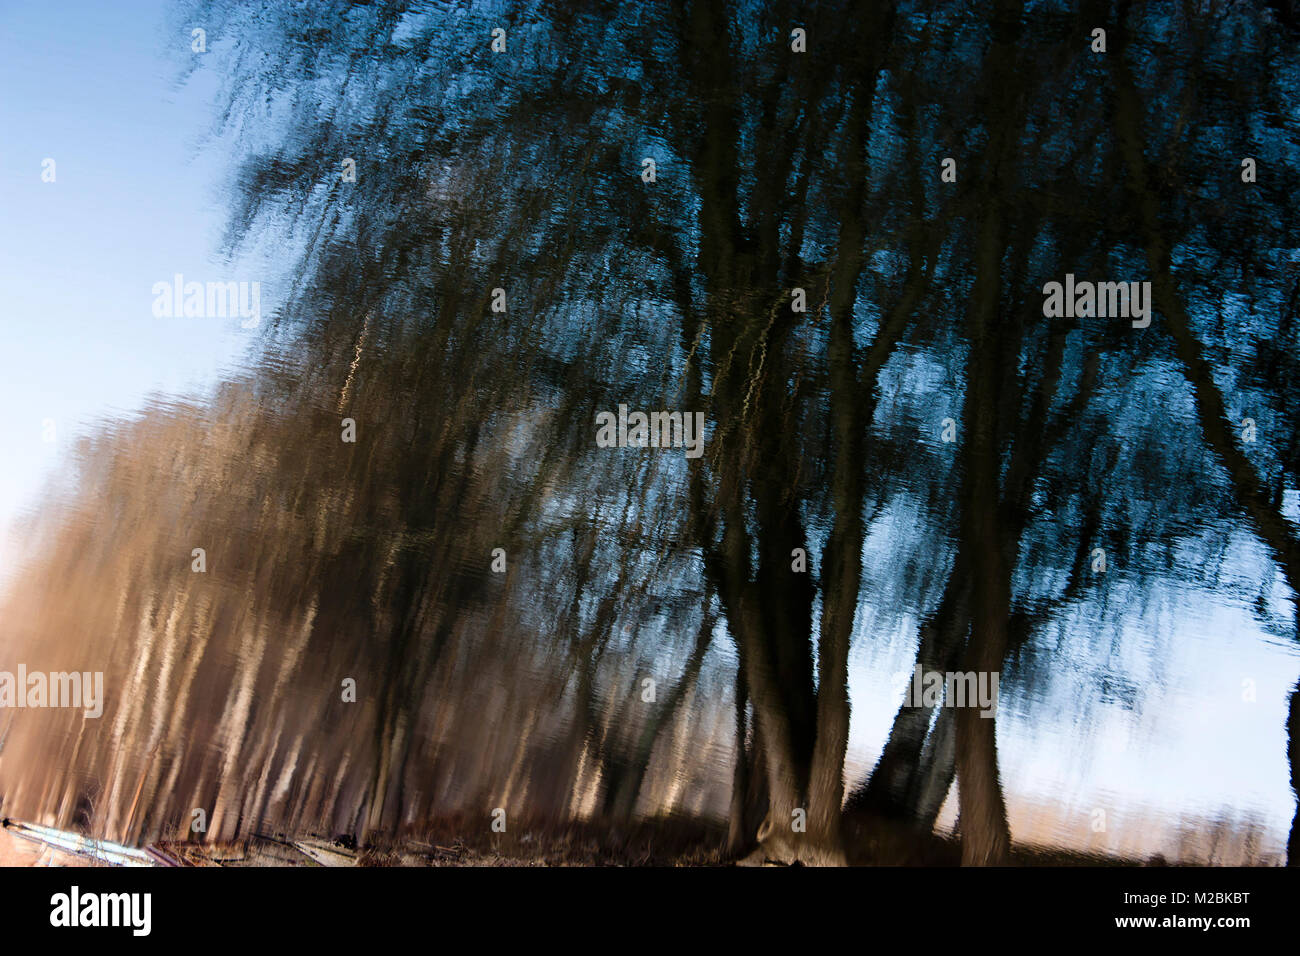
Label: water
xmin=0 ymin=0 xmax=1298 ymax=865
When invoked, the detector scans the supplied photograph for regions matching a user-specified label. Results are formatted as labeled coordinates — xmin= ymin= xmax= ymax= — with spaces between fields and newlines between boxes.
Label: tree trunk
xmin=914 ymin=703 xmax=958 ymax=829
xmin=853 ymin=553 xmax=971 ymax=818
xmin=1289 ymin=674 xmax=1300 ymax=866
xmin=727 ymin=668 xmax=753 ymax=855
xmin=956 ymin=203 xmax=1013 ymax=867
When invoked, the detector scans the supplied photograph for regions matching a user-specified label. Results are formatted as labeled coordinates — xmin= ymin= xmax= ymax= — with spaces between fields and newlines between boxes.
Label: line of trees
xmin=1 ymin=0 xmax=1297 ymax=864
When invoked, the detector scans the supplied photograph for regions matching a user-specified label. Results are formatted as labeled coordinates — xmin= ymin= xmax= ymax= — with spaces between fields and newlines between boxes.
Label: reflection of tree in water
xmin=1 ymin=0 xmax=1299 ymax=865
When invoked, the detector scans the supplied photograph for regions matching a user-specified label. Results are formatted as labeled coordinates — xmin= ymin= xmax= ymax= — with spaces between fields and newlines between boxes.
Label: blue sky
xmin=0 ymin=0 xmax=268 ymax=559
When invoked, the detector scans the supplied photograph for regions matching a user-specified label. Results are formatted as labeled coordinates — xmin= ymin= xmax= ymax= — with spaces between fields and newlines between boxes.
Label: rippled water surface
xmin=1 ymin=0 xmax=1299 ymax=866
